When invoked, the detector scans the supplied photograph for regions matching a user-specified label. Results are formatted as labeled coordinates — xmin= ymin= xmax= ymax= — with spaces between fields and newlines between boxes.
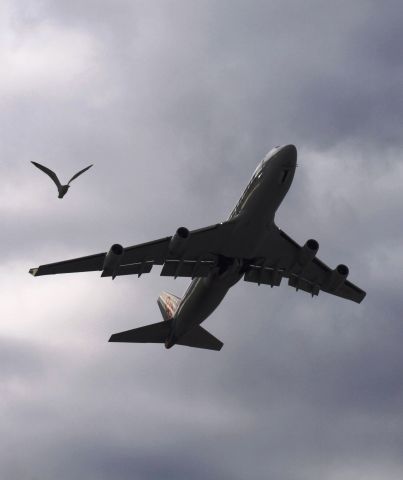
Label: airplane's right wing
xmin=29 ymin=222 xmax=234 ymax=279
xmin=244 ymin=226 xmax=366 ymax=303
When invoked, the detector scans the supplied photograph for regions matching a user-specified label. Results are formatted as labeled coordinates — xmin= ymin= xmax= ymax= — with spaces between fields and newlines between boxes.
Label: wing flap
xmin=160 ymin=259 xmax=215 ymax=278
xmin=101 ymin=261 xmax=154 ymax=277
xmin=244 ymin=266 xmax=283 ymax=286
xmin=288 ymin=274 xmax=320 ymax=297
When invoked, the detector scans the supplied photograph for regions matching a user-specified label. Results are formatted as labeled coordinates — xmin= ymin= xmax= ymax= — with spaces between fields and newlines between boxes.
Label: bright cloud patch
xmin=0 ymin=19 xmax=98 ymax=98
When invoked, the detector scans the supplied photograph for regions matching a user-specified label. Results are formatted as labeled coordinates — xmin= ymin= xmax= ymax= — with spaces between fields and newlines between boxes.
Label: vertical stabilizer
xmin=157 ymin=291 xmax=181 ymax=321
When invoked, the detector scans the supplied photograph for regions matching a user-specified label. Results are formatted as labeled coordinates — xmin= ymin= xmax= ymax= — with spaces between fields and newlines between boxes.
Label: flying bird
xmin=31 ymin=162 xmax=93 ymax=198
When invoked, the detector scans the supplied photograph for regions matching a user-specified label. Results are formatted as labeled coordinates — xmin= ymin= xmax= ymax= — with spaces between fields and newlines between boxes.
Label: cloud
xmin=0 ymin=18 xmax=99 ymax=100
xmin=1 ymin=1 xmax=403 ymax=479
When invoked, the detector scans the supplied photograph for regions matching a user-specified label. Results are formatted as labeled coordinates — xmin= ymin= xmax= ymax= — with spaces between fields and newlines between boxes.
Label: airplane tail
xmin=109 ymin=290 xmax=223 ymax=350
xmin=109 ymin=292 xmax=224 ymax=350
xmin=108 ymin=321 xmax=223 ymax=351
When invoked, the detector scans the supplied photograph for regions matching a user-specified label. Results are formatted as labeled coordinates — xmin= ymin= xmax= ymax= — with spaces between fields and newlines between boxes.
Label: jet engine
xmin=102 ymin=243 xmax=124 ymax=279
xmin=299 ymin=239 xmax=319 ymax=264
xmin=169 ymin=227 xmax=190 ymax=257
xmin=293 ymin=239 xmax=319 ymax=271
xmin=326 ymin=264 xmax=349 ymax=292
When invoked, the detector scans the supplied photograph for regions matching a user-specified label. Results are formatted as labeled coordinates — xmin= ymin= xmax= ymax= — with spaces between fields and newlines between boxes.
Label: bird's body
xmin=58 ymin=185 xmax=70 ymax=199
xmin=31 ymin=162 xmax=93 ymax=198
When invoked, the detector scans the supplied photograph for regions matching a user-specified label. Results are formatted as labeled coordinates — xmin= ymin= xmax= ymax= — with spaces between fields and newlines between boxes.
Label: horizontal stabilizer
xmin=109 ymin=321 xmax=223 ymax=351
xmin=177 ymin=325 xmax=223 ymax=351
xmin=109 ymin=320 xmax=172 ymax=344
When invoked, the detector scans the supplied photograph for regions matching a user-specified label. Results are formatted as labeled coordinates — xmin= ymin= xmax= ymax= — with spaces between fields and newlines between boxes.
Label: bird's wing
xmin=68 ymin=164 xmax=93 ymax=184
xmin=31 ymin=162 xmax=62 ymax=188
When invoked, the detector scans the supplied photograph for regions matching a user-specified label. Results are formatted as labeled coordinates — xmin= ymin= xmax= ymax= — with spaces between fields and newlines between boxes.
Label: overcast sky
xmin=1 ymin=1 xmax=403 ymax=479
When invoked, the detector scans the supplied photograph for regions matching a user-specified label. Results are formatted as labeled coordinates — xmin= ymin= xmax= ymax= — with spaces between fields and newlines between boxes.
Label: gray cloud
xmin=1 ymin=1 xmax=403 ymax=479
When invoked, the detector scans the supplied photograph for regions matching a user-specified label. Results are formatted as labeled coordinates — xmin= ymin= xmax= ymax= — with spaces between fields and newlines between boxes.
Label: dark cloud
xmin=1 ymin=1 xmax=403 ymax=479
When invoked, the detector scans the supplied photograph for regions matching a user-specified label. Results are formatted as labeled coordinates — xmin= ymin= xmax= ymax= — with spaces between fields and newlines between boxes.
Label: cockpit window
xmin=280 ymin=169 xmax=289 ymax=184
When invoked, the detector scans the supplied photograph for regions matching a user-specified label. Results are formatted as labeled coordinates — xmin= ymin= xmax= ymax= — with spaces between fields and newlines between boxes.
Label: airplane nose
xmin=281 ymin=144 xmax=297 ymax=156
xmin=280 ymin=144 xmax=297 ymax=166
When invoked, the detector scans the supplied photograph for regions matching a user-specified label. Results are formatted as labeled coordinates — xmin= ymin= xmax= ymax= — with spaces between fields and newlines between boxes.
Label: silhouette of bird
xmin=31 ymin=162 xmax=93 ymax=198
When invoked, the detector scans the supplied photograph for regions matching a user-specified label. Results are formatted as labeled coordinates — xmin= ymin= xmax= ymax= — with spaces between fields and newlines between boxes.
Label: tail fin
xmin=157 ymin=291 xmax=181 ymax=321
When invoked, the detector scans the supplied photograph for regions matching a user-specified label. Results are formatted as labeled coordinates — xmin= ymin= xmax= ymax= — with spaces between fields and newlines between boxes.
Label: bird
xmin=31 ymin=162 xmax=93 ymax=198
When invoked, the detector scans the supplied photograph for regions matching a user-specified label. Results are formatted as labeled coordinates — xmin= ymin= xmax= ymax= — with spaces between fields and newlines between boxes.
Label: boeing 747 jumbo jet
xmin=30 ymin=145 xmax=366 ymax=351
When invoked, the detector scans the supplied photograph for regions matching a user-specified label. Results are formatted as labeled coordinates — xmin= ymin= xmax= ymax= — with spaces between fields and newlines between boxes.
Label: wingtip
xmin=29 ymin=267 xmax=39 ymax=276
xmin=359 ymin=291 xmax=367 ymax=303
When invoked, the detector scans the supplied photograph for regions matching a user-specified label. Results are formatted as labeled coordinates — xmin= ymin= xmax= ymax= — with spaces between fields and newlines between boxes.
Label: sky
xmin=1 ymin=0 xmax=403 ymax=478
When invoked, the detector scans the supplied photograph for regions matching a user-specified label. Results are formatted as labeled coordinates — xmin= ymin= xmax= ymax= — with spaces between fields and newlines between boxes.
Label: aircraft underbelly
xmin=174 ymin=273 xmax=241 ymax=338
xmin=174 ymin=162 xmax=295 ymax=339
xmin=227 ymin=182 xmax=287 ymax=255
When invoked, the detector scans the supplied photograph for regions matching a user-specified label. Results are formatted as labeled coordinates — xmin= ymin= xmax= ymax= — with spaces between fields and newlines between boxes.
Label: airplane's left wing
xmin=245 ymin=226 xmax=366 ymax=303
xmin=29 ymin=222 xmax=233 ymax=279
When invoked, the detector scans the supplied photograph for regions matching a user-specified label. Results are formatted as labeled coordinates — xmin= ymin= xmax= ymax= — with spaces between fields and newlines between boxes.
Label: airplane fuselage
xmin=167 ymin=145 xmax=297 ymax=347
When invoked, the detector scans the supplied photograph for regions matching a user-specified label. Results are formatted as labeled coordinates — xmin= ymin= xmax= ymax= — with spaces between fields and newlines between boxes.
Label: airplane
xmin=29 ymin=145 xmax=366 ymax=351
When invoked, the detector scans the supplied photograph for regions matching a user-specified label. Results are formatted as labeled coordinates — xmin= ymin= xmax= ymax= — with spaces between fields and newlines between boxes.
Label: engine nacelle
xmin=326 ymin=264 xmax=349 ymax=292
xmin=102 ymin=243 xmax=124 ymax=279
xmin=299 ymin=239 xmax=319 ymax=264
xmin=293 ymin=239 xmax=319 ymax=272
xmin=169 ymin=227 xmax=190 ymax=257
